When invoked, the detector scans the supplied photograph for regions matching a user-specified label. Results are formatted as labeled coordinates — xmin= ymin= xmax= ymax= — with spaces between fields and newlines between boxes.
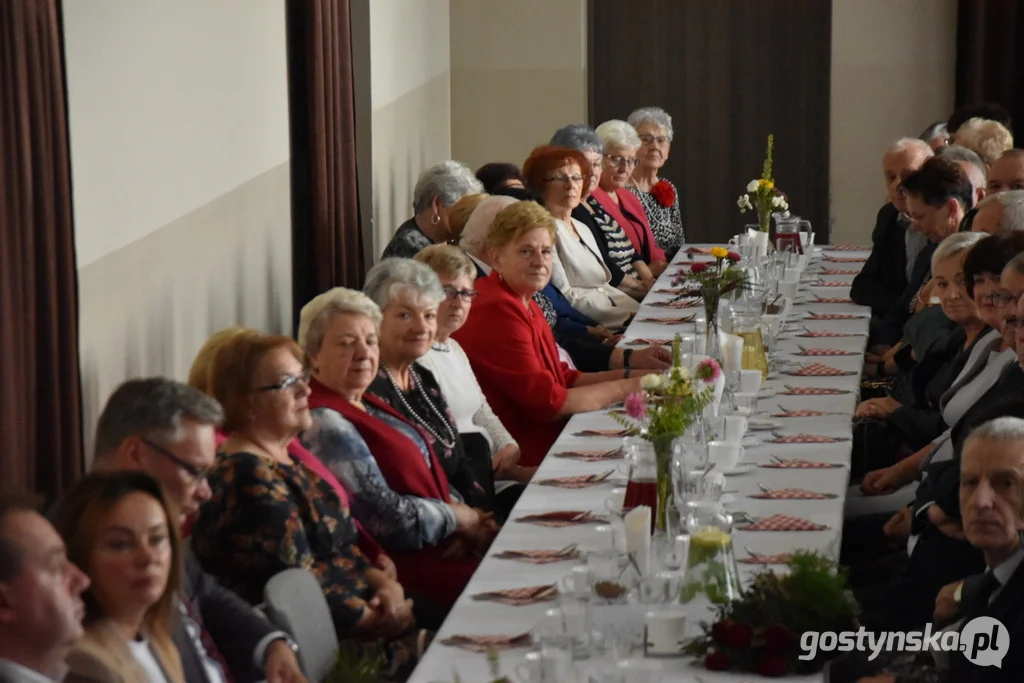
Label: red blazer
xmin=453 ymin=271 xmax=581 ymax=466
xmin=307 ymin=378 xmax=478 ymax=609
xmin=591 ymin=186 xmax=666 ymax=262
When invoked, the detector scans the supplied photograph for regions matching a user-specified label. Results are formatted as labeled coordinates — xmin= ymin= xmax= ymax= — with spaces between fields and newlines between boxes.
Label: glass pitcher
xmin=730 ymin=308 xmax=769 ymax=380
xmin=622 ymin=438 xmax=659 ymax=532
xmin=774 ymin=214 xmax=803 ymax=254
xmin=679 ymin=501 xmax=742 ymax=635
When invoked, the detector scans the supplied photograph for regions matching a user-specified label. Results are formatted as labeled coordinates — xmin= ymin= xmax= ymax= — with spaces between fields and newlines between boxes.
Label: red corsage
xmin=651 ymin=179 xmax=676 ymax=208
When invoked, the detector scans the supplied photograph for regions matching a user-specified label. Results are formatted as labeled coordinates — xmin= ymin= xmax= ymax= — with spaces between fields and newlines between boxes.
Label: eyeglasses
xmin=605 ymin=155 xmax=639 ymax=169
xmin=639 ymin=134 xmax=671 ymax=146
xmin=255 ymin=368 xmax=312 ymax=393
xmin=989 ymin=292 xmax=1019 ymax=307
xmin=544 ymin=175 xmax=584 ymax=186
xmin=140 ymin=436 xmax=209 ymax=485
xmin=443 ymin=286 xmax=479 ymax=302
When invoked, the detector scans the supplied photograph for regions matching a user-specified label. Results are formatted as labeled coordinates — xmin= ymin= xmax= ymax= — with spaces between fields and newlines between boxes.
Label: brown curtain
xmin=0 ymin=0 xmax=83 ymax=499
xmin=286 ymin=0 xmax=364 ymax=329
xmin=956 ymin=0 xmax=1024 ymax=140
xmin=589 ymin=0 xmax=832 ymax=244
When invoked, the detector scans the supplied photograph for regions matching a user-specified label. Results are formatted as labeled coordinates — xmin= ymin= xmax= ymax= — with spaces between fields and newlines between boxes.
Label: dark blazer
xmin=177 ymin=550 xmax=278 ymax=683
xmin=851 ymin=203 xmax=909 ymax=316
xmin=870 ymin=241 xmax=938 ymax=347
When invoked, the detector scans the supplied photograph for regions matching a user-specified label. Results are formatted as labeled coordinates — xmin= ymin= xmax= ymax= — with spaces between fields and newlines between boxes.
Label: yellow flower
xmin=758 ymin=179 xmax=774 ymax=191
xmin=710 ymin=246 xmax=729 ymax=259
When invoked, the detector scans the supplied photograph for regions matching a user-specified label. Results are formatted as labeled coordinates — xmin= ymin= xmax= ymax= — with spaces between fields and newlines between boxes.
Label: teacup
xmin=739 ymin=369 xmax=763 ymax=394
xmin=708 ymin=440 xmax=744 ymax=471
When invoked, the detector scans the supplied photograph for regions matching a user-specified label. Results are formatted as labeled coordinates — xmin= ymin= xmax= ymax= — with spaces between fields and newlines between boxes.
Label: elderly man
xmin=971 ymin=190 xmax=1024 ymax=235
xmin=986 ymin=150 xmax=1024 ymax=195
xmin=91 ymin=378 xmax=306 ymax=683
xmin=0 ymin=496 xmax=90 ymax=683
xmin=852 ymin=138 xmax=933 ymax=317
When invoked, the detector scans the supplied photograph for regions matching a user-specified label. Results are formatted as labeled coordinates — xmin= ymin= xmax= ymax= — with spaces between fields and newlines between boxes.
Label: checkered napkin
xmin=638 ymin=315 xmax=697 ymax=324
xmin=749 ymin=488 xmax=837 ymax=500
xmin=655 ymin=287 xmax=702 ymax=296
xmin=739 ymin=513 xmax=829 ymax=531
xmin=738 ymin=552 xmax=794 ymax=565
xmin=818 ymin=269 xmax=861 ymax=275
xmin=825 ymin=244 xmax=870 ymax=251
xmin=472 ymin=584 xmax=559 ymax=606
xmin=803 ymin=312 xmax=864 ymax=321
xmin=793 ymin=347 xmax=858 ymax=357
xmin=795 ymin=330 xmax=862 ymax=338
xmin=552 ymin=448 xmax=624 ymax=462
xmin=650 ymin=299 xmax=702 ymax=309
xmin=627 ymin=338 xmax=673 ymax=346
xmin=770 ymin=409 xmax=841 ymax=418
xmin=810 ymin=296 xmax=855 ymax=304
xmin=686 ymin=246 xmax=714 ymax=255
xmin=824 ymin=256 xmax=868 ymax=263
xmin=494 ymin=548 xmax=582 ymax=564
xmin=536 ymin=472 xmax=614 ymax=488
xmin=573 ymin=428 xmax=632 ymax=438
xmin=779 ymin=385 xmax=850 ymax=396
xmin=516 ymin=511 xmax=607 ymax=527
xmin=760 ymin=459 xmax=844 ymax=469
xmin=812 ymin=281 xmax=854 ymax=287
xmin=767 ymin=433 xmax=848 ymax=444
xmin=440 ymin=633 xmax=533 ymax=653
xmin=784 ymin=363 xmax=856 ymax=377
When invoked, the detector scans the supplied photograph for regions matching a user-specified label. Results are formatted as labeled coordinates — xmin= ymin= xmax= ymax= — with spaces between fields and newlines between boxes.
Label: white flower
xmin=746 ymin=179 xmax=759 ymax=193
xmin=640 ymin=374 xmax=665 ymax=391
xmin=770 ymin=195 xmax=782 ymax=208
xmin=781 ymin=210 xmax=791 ymax=218
xmin=670 ymin=365 xmax=691 ymax=382
xmin=778 ymin=198 xmax=789 ymax=210
xmin=737 ymin=195 xmax=752 ymax=211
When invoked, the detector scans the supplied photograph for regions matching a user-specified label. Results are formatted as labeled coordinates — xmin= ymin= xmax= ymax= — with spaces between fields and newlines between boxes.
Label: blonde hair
xmin=445 ymin=193 xmax=486 ymax=241
xmin=485 ymin=201 xmax=557 ymax=253
xmin=956 ymin=117 xmax=1014 ymax=166
xmin=414 ymin=244 xmax=477 ymax=281
xmin=188 ymin=327 xmax=257 ymax=394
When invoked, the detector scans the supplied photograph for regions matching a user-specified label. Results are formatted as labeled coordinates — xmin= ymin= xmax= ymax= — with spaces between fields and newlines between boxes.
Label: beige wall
xmin=829 ymin=0 xmax=958 ymax=243
xmin=449 ymin=0 xmax=588 ymax=171
xmin=64 ymin=0 xmax=292 ymax=459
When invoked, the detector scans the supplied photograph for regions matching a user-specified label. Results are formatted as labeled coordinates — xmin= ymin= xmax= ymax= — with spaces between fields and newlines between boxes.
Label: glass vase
xmin=701 ymin=282 xmax=721 ymax=361
xmin=653 ymin=434 xmax=675 ymax=534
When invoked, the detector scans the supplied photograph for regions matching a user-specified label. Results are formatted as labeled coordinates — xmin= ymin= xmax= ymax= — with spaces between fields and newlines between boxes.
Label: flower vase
xmin=653 ymin=434 xmax=675 ymax=533
xmin=701 ymin=283 xmax=722 ymax=361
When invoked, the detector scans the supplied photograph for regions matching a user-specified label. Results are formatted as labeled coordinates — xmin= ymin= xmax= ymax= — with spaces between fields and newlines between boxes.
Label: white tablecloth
xmin=408 ymin=245 xmax=872 ymax=683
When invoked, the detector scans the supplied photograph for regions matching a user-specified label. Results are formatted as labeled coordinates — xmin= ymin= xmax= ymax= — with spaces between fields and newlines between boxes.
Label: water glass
xmin=616 ymin=658 xmax=664 ymax=682
xmin=516 ymin=648 xmax=572 ymax=683
xmin=558 ymin=593 xmax=593 ymax=659
xmin=732 ymin=392 xmax=759 ymax=416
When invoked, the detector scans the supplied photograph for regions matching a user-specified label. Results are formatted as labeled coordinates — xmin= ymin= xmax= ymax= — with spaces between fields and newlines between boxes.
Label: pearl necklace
xmin=381 ymin=364 xmax=457 ymax=449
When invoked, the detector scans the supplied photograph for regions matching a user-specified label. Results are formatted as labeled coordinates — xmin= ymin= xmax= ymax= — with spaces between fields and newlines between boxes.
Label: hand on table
xmin=861 ymin=464 xmax=912 ymax=496
xmin=632 ymin=345 xmax=671 ymax=369
xmin=264 ymin=639 xmax=306 ymax=683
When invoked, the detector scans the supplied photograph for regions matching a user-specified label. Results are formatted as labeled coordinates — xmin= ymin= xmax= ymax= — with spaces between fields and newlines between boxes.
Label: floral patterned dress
xmin=629 ymin=179 xmax=685 ymax=259
xmin=190 ymin=450 xmax=422 ymax=681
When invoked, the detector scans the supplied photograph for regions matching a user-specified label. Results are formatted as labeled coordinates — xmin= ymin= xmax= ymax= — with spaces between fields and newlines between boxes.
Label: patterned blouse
xmin=628 ymin=180 xmax=685 ymax=259
xmin=586 ymin=196 xmax=640 ymax=279
xmin=532 ymin=292 xmax=559 ymax=328
xmin=381 ymin=218 xmax=434 ymax=259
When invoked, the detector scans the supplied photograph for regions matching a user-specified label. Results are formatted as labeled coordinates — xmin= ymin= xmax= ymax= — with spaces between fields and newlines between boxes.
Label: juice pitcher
xmin=622 ymin=438 xmax=659 ymax=532
xmin=730 ymin=308 xmax=769 ymax=380
xmin=679 ymin=501 xmax=742 ymax=636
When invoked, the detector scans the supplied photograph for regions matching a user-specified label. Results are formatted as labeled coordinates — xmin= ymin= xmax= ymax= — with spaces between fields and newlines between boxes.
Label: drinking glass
xmin=799 ymin=219 xmax=814 ymax=249
xmin=732 ymin=392 xmax=759 ymax=416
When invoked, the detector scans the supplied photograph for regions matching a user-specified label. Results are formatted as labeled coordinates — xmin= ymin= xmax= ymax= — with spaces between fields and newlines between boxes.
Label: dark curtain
xmin=0 ymin=0 xmax=83 ymax=499
xmin=286 ymin=0 xmax=364 ymax=330
xmin=589 ymin=0 xmax=832 ymax=244
xmin=956 ymin=0 xmax=1024 ymax=139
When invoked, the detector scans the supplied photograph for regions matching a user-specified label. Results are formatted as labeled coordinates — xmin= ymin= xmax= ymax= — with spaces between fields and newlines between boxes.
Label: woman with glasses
xmin=626 ymin=106 xmax=685 ymax=259
xmin=522 ymin=144 xmax=639 ymax=328
xmin=593 ymin=119 xmax=668 ymax=278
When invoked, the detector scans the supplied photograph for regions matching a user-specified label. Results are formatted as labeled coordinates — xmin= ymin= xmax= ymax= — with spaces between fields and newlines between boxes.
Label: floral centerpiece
xmin=683 ymin=551 xmax=858 ymax=677
xmin=611 ymin=339 xmax=720 ymax=531
xmin=673 ymin=247 xmax=745 ymax=358
xmin=737 ymin=134 xmax=790 ymax=233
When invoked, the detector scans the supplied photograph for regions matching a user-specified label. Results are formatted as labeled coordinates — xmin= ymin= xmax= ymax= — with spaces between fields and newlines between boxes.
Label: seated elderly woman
xmin=190 ymin=332 xmax=426 ymax=680
xmin=298 ymin=287 xmax=492 ymax=612
xmin=593 ymin=119 xmax=668 ymax=277
xmin=522 ymin=144 xmax=639 ymax=327
xmin=445 ymin=192 xmax=486 ymax=244
xmin=550 ymin=124 xmax=653 ymax=300
xmin=381 ymin=160 xmax=483 ymax=259
xmin=454 ymin=200 xmax=654 ymax=466
xmin=627 ymin=106 xmax=685 ymax=259
xmin=460 ymin=195 xmax=670 ymax=374
xmin=953 ymin=116 xmax=1014 ymax=167
xmin=475 ymin=162 xmax=525 ymax=193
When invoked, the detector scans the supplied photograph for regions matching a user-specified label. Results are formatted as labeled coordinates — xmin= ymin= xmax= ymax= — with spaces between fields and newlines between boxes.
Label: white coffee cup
xmin=711 ymin=415 xmax=747 ymax=442
xmin=708 ymin=440 xmax=744 ymax=471
xmin=645 ymin=608 xmax=688 ymax=656
xmin=559 ymin=565 xmax=591 ymax=598
xmin=785 ymin=267 xmax=802 ymax=282
xmin=605 ymin=487 xmax=627 ymax=514
xmin=778 ymin=279 xmax=798 ymax=298
xmin=516 ymin=647 xmax=571 ymax=683
xmin=739 ymin=369 xmax=762 ymax=394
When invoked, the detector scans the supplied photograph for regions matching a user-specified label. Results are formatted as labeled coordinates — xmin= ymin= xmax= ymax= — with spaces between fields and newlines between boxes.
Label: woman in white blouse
xmin=522 ymin=145 xmax=639 ymax=328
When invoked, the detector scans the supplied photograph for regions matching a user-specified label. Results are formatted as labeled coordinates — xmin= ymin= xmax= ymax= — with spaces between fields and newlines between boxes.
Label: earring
xmin=430 ymin=213 xmax=441 ymax=225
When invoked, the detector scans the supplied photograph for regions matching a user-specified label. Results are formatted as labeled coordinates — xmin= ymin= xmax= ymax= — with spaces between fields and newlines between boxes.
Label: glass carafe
xmin=679 ymin=501 xmax=742 ymax=635
xmin=730 ymin=308 xmax=769 ymax=380
xmin=774 ymin=214 xmax=803 ymax=254
xmin=622 ymin=438 xmax=659 ymax=532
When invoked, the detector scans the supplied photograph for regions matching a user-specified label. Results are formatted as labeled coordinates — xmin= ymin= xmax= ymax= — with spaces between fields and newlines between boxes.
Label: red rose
xmin=711 ymin=619 xmax=753 ymax=650
xmin=727 ymin=251 xmax=741 ymax=262
xmin=690 ymin=262 xmax=708 ymax=274
xmin=704 ymin=651 xmax=731 ymax=671
xmin=761 ymin=624 xmax=796 ymax=653
xmin=755 ymin=654 xmax=788 ymax=677
xmin=651 ymin=179 xmax=676 ymax=208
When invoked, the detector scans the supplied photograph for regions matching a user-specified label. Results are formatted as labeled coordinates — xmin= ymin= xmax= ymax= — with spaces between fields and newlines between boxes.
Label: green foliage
xmin=323 ymin=647 xmax=384 ymax=683
xmin=761 ymin=133 xmax=775 ymax=183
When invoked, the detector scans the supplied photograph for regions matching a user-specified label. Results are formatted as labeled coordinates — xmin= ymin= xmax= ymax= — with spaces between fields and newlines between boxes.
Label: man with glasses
xmin=91 ymin=378 xmax=305 ymax=683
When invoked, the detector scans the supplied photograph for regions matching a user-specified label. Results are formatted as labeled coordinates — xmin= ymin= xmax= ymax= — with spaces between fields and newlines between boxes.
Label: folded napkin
xmin=779 ymin=385 xmax=851 ymax=396
xmin=811 ymin=296 xmax=855 ymax=304
xmin=761 ymin=458 xmax=844 ymax=469
xmin=803 ymin=312 xmax=865 ymax=320
xmin=770 ymin=409 xmax=842 ymax=418
xmin=795 ymin=330 xmax=862 ymax=338
xmin=552 ymin=448 xmax=623 ymax=462
xmin=767 ymin=433 xmax=848 ymax=444
xmin=649 ymin=299 xmax=701 ymax=309
xmin=573 ymin=428 xmax=632 ymax=438
xmin=686 ymin=246 xmax=714 ymax=255
xmin=739 ymin=513 xmax=829 ymax=531
xmin=785 ymin=363 xmax=856 ymax=377
xmin=824 ymin=256 xmax=868 ymax=263
xmin=536 ymin=472 xmax=614 ymax=488
xmin=655 ymin=287 xmax=702 ymax=296
xmin=793 ymin=347 xmax=858 ymax=357
xmin=472 ymin=584 xmax=559 ymax=606
xmin=818 ymin=268 xmax=861 ymax=275
xmin=494 ymin=547 xmax=582 ymax=564
xmin=638 ymin=315 xmax=697 ymax=324
xmin=824 ymin=244 xmax=869 ymax=251
xmin=738 ymin=552 xmax=795 ymax=565
xmin=812 ymin=281 xmax=854 ymax=288
xmin=516 ymin=511 xmax=607 ymax=527
xmin=749 ymin=488 xmax=837 ymax=500
xmin=626 ymin=338 xmax=673 ymax=346
xmin=440 ymin=633 xmax=533 ymax=653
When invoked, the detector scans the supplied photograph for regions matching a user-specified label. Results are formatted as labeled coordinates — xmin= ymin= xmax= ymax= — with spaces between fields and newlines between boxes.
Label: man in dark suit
xmin=91 ymin=378 xmax=305 ymax=683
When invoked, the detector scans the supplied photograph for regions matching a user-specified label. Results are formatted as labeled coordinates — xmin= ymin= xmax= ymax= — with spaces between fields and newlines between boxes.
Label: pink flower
xmin=624 ymin=392 xmax=647 ymax=420
xmin=691 ymin=262 xmax=708 ymax=274
xmin=695 ymin=358 xmax=722 ymax=382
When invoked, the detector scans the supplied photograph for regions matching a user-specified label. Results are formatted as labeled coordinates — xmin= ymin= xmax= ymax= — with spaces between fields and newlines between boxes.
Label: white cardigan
xmin=550 ymin=217 xmax=638 ymax=327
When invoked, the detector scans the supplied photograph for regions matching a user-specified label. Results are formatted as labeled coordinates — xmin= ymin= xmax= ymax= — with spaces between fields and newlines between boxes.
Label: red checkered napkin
xmin=472 ymin=584 xmax=559 ymax=606
xmin=812 ymin=281 xmax=853 ymax=287
xmin=536 ymin=472 xmax=614 ymax=488
xmin=803 ymin=313 xmax=864 ymax=321
xmin=552 ymin=448 xmax=623 ymax=462
xmin=738 ymin=552 xmax=794 ymax=565
xmin=794 ymin=348 xmax=858 ymax=357
xmin=627 ymin=338 xmax=673 ymax=346
xmin=650 ymin=299 xmax=701 ymax=309
xmin=639 ymin=315 xmax=697 ymax=324
xmin=768 ymin=433 xmax=847 ymax=444
xmin=825 ymin=256 xmax=868 ymax=263
xmin=818 ymin=269 xmax=861 ymax=275
xmin=573 ymin=428 xmax=632 ymax=438
xmin=516 ymin=511 xmax=607 ymax=527
xmin=761 ymin=459 xmax=843 ymax=469
xmin=740 ymin=513 xmax=829 ymax=531
xmin=655 ymin=287 xmax=701 ymax=296
xmin=825 ymin=244 xmax=870 ymax=251
xmin=441 ymin=632 xmax=533 ymax=652
xmin=686 ymin=246 xmax=714 ymax=255
xmin=494 ymin=547 xmax=582 ymax=564
xmin=770 ymin=409 xmax=841 ymax=418
xmin=749 ymin=488 xmax=837 ymax=500
xmin=779 ymin=385 xmax=851 ymax=396
xmin=785 ymin=363 xmax=855 ymax=377
xmin=810 ymin=296 xmax=855 ymax=304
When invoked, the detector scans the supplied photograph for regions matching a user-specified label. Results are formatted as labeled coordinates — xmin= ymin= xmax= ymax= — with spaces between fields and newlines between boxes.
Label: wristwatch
xmin=623 ymin=348 xmax=634 ymax=368
xmin=264 ymin=636 xmax=300 ymax=666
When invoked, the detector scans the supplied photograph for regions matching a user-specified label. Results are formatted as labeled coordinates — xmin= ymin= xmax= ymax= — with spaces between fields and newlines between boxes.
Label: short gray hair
xmin=965 ymin=417 xmax=1024 ymax=451
xmin=363 ymin=258 xmax=445 ymax=312
xmin=886 ymin=137 xmax=933 ymax=158
xmin=940 ymin=145 xmax=986 ymax=178
xmin=920 ymin=121 xmax=948 ymax=142
xmin=298 ymin=287 xmax=382 ymax=359
xmin=932 ymin=231 xmax=986 ymax=271
xmin=550 ymin=124 xmax=604 ymax=154
xmin=412 ymin=160 xmax=483 ymax=214
xmin=460 ymin=195 xmax=518 ymax=258
xmin=93 ymin=378 xmax=224 ymax=459
xmin=595 ymin=119 xmax=642 ymax=150
xmin=978 ymin=189 xmax=1024 ymax=233
xmin=627 ymin=106 xmax=674 ymax=141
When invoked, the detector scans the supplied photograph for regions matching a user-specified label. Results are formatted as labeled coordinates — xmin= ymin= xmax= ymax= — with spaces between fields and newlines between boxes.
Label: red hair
xmin=521 ymin=145 xmax=590 ymax=193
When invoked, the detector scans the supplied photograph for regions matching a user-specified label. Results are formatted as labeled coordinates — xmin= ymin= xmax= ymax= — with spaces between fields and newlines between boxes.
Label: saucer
xmin=757 ymin=387 xmax=777 ymax=399
xmin=748 ymin=419 xmax=782 ymax=431
xmin=741 ymin=435 xmax=762 ymax=448
xmin=720 ymin=464 xmax=757 ymax=476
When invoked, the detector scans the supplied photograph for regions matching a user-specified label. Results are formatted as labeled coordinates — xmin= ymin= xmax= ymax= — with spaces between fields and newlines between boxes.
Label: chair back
xmin=264 ymin=569 xmax=338 ymax=681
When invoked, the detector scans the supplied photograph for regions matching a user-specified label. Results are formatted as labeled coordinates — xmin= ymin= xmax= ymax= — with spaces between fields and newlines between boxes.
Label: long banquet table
xmin=408 ymin=244 xmax=872 ymax=682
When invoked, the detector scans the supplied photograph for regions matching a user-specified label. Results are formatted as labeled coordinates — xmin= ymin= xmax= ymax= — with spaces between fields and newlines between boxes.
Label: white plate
xmin=741 ymin=435 xmax=761 ymax=448
xmin=720 ymin=464 xmax=757 ymax=476
xmin=748 ymin=419 xmax=782 ymax=431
